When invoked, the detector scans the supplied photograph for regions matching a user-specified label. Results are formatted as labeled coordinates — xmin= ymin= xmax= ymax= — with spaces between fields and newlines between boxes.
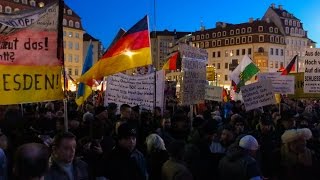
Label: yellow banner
xmin=207 ymin=66 xmax=215 ymax=81
xmin=0 ymin=65 xmax=63 ymax=105
xmin=288 ymin=73 xmax=320 ymax=99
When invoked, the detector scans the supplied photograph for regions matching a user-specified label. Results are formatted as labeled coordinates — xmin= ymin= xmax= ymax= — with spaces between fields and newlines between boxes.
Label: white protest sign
xmin=258 ymin=72 xmax=295 ymax=94
xmin=205 ymin=85 xmax=223 ymax=102
xmin=303 ymin=48 xmax=320 ymax=93
xmin=179 ymin=44 xmax=208 ymax=105
xmin=105 ymin=70 xmax=165 ymax=110
xmin=241 ymin=80 xmax=276 ymax=111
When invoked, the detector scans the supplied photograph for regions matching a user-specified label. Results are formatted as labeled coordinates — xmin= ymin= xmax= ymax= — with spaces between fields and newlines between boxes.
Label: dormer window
xmin=206 ymin=34 xmax=209 ymax=39
xmin=230 ymin=30 xmax=234 ymax=35
xmin=201 ymin=34 xmax=204 ymax=39
xmin=212 ymin=33 xmax=216 ymax=38
xmin=75 ymin=22 xmax=80 ymax=28
xmin=217 ymin=32 xmax=221 ymax=37
xmin=196 ymin=35 xmax=200 ymax=40
xmin=275 ymin=28 xmax=278 ymax=33
xmin=69 ymin=20 xmax=73 ymax=27
xmin=241 ymin=28 xmax=246 ymax=34
xmin=289 ymin=20 xmax=292 ymax=26
xmin=222 ymin=31 xmax=226 ymax=36
xmin=5 ymin=6 xmax=12 ymax=14
xmin=22 ymin=0 xmax=27 ymax=5
xmin=258 ymin=26 xmax=263 ymax=32
xmin=236 ymin=29 xmax=240 ymax=34
xmin=247 ymin=27 xmax=252 ymax=33
xmin=293 ymin=21 xmax=296 ymax=26
xmin=67 ymin=9 xmax=72 ymax=15
xmin=63 ymin=19 xmax=67 ymax=26
xmin=285 ymin=19 xmax=288 ymax=25
xmin=269 ymin=27 xmax=273 ymax=33
xmin=30 ymin=0 xmax=36 ymax=7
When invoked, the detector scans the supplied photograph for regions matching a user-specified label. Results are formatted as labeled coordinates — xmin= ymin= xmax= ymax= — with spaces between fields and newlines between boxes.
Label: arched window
xmin=69 ymin=20 xmax=73 ymax=27
xmin=67 ymin=9 xmax=72 ymax=15
xmin=295 ymin=28 xmax=298 ymax=34
xmin=75 ymin=22 xmax=80 ymax=28
xmin=30 ymin=0 xmax=36 ymax=7
xmin=14 ymin=8 xmax=20 ymax=12
xmin=258 ymin=47 xmax=264 ymax=53
xmin=5 ymin=6 xmax=12 ymax=14
xmin=63 ymin=19 xmax=67 ymax=26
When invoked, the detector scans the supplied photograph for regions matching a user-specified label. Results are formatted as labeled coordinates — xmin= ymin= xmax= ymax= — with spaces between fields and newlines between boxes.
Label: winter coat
xmin=104 ymin=146 xmax=147 ymax=180
xmin=219 ymin=147 xmax=261 ymax=180
xmin=161 ymin=158 xmax=193 ymax=180
xmin=45 ymin=158 xmax=89 ymax=180
xmin=147 ymin=150 xmax=169 ymax=180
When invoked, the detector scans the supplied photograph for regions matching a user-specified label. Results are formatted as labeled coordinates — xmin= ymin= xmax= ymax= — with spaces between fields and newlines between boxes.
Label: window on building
xmin=212 ymin=52 xmax=216 ymax=58
xmin=212 ymin=33 xmax=216 ymax=38
xmin=275 ymin=28 xmax=278 ymax=33
xmin=205 ymin=42 xmax=209 ymax=48
xmin=270 ymin=48 xmax=274 ymax=55
xmin=200 ymin=42 xmax=204 ymax=48
xmin=204 ymin=34 xmax=208 ymax=39
xmin=269 ymin=27 xmax=273 ymax=33
xmin=258 ymin=47 xmax=264 ymax=53
xmin=217 ymin=63 xmax=221 ymax=69
xmin=68 ymin=42 xmax=73 ymax=49
xmin=285 ymin=19 xmax=288 ymax=25
xmin=63 ymin=41 xmax=66 ymax=48
xmin=38 ymin=2 xmax=45 ymax=7
xmin=217 ymin=32 xmax=221 ymax=37
xmin=270 ymin=61 xmax=273 ymax=68
xmin=242 ymin=49 xmax=246 ymax=55
xmin=275 ymin=61 xmax=279 ymax=68
xmin=68 ymin=54 xmax=72 ymax=62
xmin=258 ymin=26 xmax=263 ymax=32
xmin=275 ymin=36 xmax=279 ymax=43
xmin=223 ymin=31 xmax=226 ymax=36
xmin=67 ymin=9 xmax=72 ymax=15
xmin=14 ymin=8 xmax=19 ymax=12
xmin=276 ymin=49 xmax=279 ymax=55
xmin=225 ymin=75 xmax=228 ymax=81
xmin=0 ymin=5 xmax=2 ymax=13
xmin=230 ymin=38 xmax=234 ymax=44
xmin=213 ymin=63 xmax=216 ymax=67
xmin=196 ymin=43 xmax=199 ymax=48
xmin=290 ymin=27 xmax=294 ymax=34
xmin=248 ymin=48 xmax=252 ymax=55
xmin=248 ymin=36 xmax=252 ymax=43
xmin=286 ymin=27 xmax=289 ymax=34
xmin=241 ymin=28 xmax=246 ymax=34
xmin=75 ymin=55 xmax=79 ymax=63
xmin=225 ymin=39 xmax=229 ymax=45
xmin=295 ymin=28 xmax=298 ymax=34
xmin=75 ymin=42 xmax=79 ymax=50
xmin=270 ymin=36 xmax=274 ymax=42
xmin=230 ymin=50 xmax=234 ymax=56
xmin=192 ymin=36 xmax=195 ymax=41
xmin=212 ymin=41 xmax=216 ymax=47
xmin=259 ymin=35 xmax=264 ymax=42
xmin=297 ymin=22 xmax=300 ymax=27
xmin=247 ymin=27 xmax=252 ymax=33
xmin=236 ymin=29 xmax=240 ymax=34
xmin=281 ymin=37 xmax=284 ymax=44
xmin=217 ymin=51 xmax=221 ymax=57
xmin=236 ymin=38 xmax=240 ymax=44
xmin=68 ymin=68 xmax=72 ymax=75
xmin=217 ymin=40 xmax=221 ymax=46
xmin=236 ymin=49 xmax=240 ymax=56
xmin=75 ymin=33 xmax=79 ymax=38
xmin=196 ymin=35 xmax=200 ymax=40
xmin=242 ymin=37 xmax=246 ymax=43
xmin=5 ymin=6 xmax=12 ymax=13
xmin=68 ymin=32 xmax=73 ymax=37
xmin=230 ymin=30 xmax=234 ymax=35
xmin=30 ymin=0 xmax=36 ymax=7
xmin=289 ymin=20 xmax=292 ymax=26
xmin=225 ymin=50 xmax=229 ymax=57
xmin=63 ymin=19 xmax=67 ymax=26
xmin=201 ymin=34 xmax=204 ymax=39
xmin=63 ymin=31 xmax=66 ymax=37
xmin=69 ymin=20 xmax=73 ymax=27
xmin=293 ymin=21 xmax=296 ymax=26
xmin=75 ymin=69 xmax=78 ymax=76
xmin=280 ymin=62 xmax=284 ymax=67
xmin=75 ymin=22 xmax=80 ymax=28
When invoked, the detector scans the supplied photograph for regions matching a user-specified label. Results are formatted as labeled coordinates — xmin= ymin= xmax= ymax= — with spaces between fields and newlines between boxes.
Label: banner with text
xmin=105 ymin=71 xmax=165 ymax=110
xmin=205 ymin=85 xmax=223 ymax=102
xmin=304 ymin=48 xmax=320 ymax=93
xmin=180 ymin=44 xmax=208 ymax=105
xmin=288 ymin=73 xmax=320 ymax=99
xmin=258 ymin=72 xmax=294 ymax=94
xmin=0 ymin=1 xmax=63 ymax=105
xmin=241 ymin=80 xmax=276 ymax=111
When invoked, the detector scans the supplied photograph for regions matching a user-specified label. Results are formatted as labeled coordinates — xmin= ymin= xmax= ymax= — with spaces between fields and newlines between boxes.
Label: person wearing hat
xmin=219 ymin=135 xmax=262 ymax=180
xmin=104 ymin=122 xmax=147 ymax=180
xmin=280 ymin=128 xmax=319 ymax=180
xmin=251 ymin=115 xmax=280 ymax=179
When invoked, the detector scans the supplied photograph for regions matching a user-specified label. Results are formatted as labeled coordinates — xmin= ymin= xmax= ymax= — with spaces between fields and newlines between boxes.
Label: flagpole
xmin=153 ymin=0 xmax=157 ymax=121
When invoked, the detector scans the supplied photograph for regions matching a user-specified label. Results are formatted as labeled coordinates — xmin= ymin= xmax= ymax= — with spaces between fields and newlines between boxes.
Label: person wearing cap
xmin=104 ymin=122 xmax=147 ymax=180
xmin=219 ymin=135 xmax=262 ymax=180
xmin=251 ymin=115 xmax=280 ymax=179
xmin=280 ymin=128 xmax=319 ymax=180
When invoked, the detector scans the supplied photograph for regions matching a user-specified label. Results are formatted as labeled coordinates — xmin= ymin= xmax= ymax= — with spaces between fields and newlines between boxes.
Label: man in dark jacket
xmin=104 ymin=122 xmax=148 ymax=180
xmin=45 ymin=132 xmax=88 ymax=180
xmin=219 ymin=135 xmax=262 ymax=180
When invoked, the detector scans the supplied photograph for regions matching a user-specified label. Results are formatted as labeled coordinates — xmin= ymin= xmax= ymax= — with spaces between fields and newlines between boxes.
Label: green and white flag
xmin=230 ymin=55 xmax=259 ymax=91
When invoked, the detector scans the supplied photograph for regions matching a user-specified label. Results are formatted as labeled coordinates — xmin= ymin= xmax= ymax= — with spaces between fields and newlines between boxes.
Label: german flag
xmin=162 ymin=51 xmax=181 ymax=70
xmin=281 ymin=55 xmax=297 ymax=75
xmin=78 ymin=16 xmax=152 ymax=85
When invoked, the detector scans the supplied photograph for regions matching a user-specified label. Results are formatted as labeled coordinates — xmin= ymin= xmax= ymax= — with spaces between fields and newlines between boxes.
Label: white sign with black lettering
xmin=205 ymin=85 xmax=223 ymax=102
xmin=179 ymin=44 xmax=208 ymax=105
xmin=258 ymin=72 xmax=295 ymax=94
xmin=303 ymin=48 xmax=320 ymax=93
xmin=105 ymin=71 xmax=164 ymax=110
xmin=241 ymin=80 xmax=276 ymax=111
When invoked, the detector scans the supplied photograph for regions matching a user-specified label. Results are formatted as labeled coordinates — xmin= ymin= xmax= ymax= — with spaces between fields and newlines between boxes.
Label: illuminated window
xmin=270 ymin=61 xmax=273 ymax=68
xmin=68 ymin=32 xmax=73 ymax=37
xmin=14 ymin=8 xmax=19 ymax=12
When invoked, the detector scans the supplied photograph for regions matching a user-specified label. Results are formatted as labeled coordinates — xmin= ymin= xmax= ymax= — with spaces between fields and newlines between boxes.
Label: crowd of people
xmin=0 ymin=96 xmax=320 ymax=180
